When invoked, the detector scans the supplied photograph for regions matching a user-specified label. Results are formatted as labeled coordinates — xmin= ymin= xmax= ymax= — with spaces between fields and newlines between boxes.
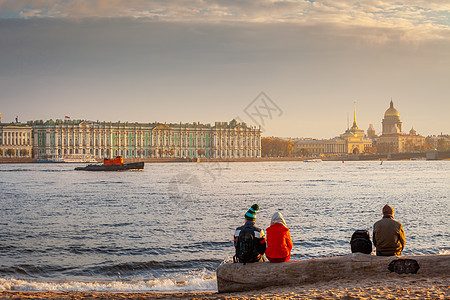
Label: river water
xmin=0 ymin=161 xmax=448 ymax=292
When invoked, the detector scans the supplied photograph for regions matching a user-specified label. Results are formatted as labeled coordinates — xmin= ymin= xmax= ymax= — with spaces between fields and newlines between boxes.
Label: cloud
xmin=0 ymin=17 xmax=448 ymax=137
xmin=0 ymin=0 xmax=448 ymax=41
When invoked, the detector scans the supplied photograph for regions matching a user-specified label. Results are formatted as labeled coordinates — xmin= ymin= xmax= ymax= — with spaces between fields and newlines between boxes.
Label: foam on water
xmin=0 ymin=272 xmax=217 ymax=293
xmin=438 ymin=249 xmax=450 ymax=255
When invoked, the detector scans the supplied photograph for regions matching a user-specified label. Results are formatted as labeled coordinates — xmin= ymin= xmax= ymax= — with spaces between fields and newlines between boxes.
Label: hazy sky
xmin=0 ymin=1 xmax=449 ymax=138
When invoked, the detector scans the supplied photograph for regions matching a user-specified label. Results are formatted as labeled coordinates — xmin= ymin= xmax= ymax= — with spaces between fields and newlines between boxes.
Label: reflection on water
xmin=0 ymin=161 xmax=448 ymax=291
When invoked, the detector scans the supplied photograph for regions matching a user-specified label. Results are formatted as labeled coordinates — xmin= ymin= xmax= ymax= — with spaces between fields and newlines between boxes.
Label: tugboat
xmin=75 ymin=156 xmax=144 ymax=171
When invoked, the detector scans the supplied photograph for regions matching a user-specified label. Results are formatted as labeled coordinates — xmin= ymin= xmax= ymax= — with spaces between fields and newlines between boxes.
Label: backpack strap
xmin=233 ymin=226 xmax=246 ymax=263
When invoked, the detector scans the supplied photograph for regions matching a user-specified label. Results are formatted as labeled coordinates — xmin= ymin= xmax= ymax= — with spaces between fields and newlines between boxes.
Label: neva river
xmin=0 ymin=161 xmax=448 ymax=292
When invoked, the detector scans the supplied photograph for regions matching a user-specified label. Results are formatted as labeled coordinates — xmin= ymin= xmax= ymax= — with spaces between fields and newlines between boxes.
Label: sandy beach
xmin=1 ymin=272 xmax=448 ymax=299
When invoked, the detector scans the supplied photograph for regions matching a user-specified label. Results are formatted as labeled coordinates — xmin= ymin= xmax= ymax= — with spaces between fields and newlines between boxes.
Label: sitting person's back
xmin=373 ymin=204 xmax=405 ymax=256
xmin=265 ymin=212 xmax=293 ymax=262
xmin=234 ymin=204 xmax=267 ymax=263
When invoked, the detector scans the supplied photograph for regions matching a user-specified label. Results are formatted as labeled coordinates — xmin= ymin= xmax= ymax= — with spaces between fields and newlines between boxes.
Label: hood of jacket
xmin=271 ymin=212 xmax=287 ymax=228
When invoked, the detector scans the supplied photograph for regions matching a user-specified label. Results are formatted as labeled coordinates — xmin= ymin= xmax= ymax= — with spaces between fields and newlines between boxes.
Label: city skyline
xmin=0 ymin=1 xmax=449 ymax=139
xmin=1 ymin=99 xmax=447 ymax=140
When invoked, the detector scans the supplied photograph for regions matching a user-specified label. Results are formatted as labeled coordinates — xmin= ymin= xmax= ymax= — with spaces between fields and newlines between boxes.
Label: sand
xmin=1 ymin=273 xmax=448 ymax=299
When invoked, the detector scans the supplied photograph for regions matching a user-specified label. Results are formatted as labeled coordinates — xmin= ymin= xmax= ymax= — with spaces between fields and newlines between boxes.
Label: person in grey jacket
xmin=373 ymin=204 xmax=406 ymax=256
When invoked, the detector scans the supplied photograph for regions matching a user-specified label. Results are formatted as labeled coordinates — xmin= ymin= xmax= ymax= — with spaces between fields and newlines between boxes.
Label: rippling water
xmin=0 ymin=161 xmax=449 ymax=292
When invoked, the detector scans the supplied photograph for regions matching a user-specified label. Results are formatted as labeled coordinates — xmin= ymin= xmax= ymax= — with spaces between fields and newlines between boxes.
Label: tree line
xmin=262 ymin=137 xmax=300 ymax=157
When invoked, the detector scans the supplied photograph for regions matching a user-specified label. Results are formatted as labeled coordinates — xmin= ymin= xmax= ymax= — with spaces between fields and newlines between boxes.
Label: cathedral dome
xmin=384 ymin=100 xmax=400 ymax=117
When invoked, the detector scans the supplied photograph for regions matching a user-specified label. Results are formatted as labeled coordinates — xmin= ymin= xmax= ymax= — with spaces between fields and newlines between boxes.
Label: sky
xmin=0 ymin=1 xmax=449 ymax=138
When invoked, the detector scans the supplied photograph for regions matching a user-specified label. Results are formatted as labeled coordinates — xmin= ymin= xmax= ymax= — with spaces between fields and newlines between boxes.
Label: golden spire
xmin=351 ymin=101 xmax=358 ymax=129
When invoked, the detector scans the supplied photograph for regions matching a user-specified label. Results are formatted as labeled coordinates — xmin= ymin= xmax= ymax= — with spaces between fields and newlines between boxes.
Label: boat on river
xmin=304 ymin=159 xmax=322 ymax=162
xmin=62 ymin=154 xmax=98 ymax=163
xmin=75 ymin=156 xmax=144 ymax=171
xmin=36 ymin=156 xmax=65 ymax=163
xmin=37 ymin=154 xmax=97 ymax=163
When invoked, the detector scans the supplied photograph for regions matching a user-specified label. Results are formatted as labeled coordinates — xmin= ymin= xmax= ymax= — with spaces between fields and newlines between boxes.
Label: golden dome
xmin=384 ymin=100 xmax=399 ymax=117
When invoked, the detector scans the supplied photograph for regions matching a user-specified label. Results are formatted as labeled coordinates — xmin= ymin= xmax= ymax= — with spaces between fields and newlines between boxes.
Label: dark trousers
xmin=233 ymin=254 xmax=267 ymax=263
xmin=376 ymin=250 xmax=396 ymax=256
xmin=267 ymin=254 xmax=291 ymax=263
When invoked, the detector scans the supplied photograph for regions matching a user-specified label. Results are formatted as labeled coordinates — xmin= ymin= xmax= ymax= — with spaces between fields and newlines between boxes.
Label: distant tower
xmin=349 ymin=102 xmax=365 ymax=137
xmin=347 ymin=113 xmax=349 ymax=130
xmin=409 ymin=127 xmax=417 ymax=135
xmin=350 ymin=101 xmax=359 ymax=130
xmin=382 ymin=100 xmax=402 ymax=134
xmin=367 ymin=124 xmax=376 ymax=138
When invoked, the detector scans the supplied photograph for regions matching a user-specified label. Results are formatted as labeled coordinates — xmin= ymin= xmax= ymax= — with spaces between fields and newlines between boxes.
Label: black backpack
xmin=350 ymin=230 xmax=372 ymax=254
xmin=235 ymin=226 xmax=259 ymax=264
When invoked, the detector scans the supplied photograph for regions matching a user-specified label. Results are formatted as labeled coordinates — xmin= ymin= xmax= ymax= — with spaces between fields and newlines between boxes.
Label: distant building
xmin=382 ymin=100 xmax=402 ymax=134
xmin=376 ymin=100 xmax=425 ymax=153
xmin=340 ymin=108 xmax=373 ymax=154
xmin=295 ymin=105 xmax=372 ymax=156
xmin=426 ymin=134 xmax=450 ymax=151
xmin=295 ymin=137 xmax=347 ymax=156
xmin=28 ymin=118 xmax=261 ymax=159
xmin=0 ymin=117 xmax=33 ymax=158
xmin=367 ymin=124 xmax=376 ymax=139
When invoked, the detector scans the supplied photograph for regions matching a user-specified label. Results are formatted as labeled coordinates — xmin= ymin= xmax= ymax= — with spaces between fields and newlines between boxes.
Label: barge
xmin=75 ymin=156 xmax=144 ymax=171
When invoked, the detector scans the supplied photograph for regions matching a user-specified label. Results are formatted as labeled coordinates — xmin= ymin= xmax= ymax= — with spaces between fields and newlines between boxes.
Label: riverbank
xmin=1 ymin=272 xmax=448 ymax=299
xmin=2 ymin=254 xmax=449 ymax=299
xmin=1 ymin=151 xmax=450 ymax=164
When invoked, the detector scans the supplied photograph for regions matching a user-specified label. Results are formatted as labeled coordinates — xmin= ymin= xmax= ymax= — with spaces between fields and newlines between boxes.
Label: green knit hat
xmin=245 ymin=204 xmax=259 ymax=221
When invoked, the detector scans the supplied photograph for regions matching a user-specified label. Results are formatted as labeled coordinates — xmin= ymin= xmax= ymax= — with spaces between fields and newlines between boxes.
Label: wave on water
xmin=0 ymin=169 xmax=35 ymax=172
xmin=77 ymin=181 xmax=126 ymax=185
xmin=0 ymin=272 xmax=217 ymax=293
xmin=438 ymin=249 xmax=450 ymax=255
xmin=0 ymin=259 xmax=222 ymax=280
xmin=0 ymin=169 xmax=69 ymax=173
xmin=230 ymin=180 xmax=277 ymax=183
xmin=87 ymin=259 xmax=221 ymax=276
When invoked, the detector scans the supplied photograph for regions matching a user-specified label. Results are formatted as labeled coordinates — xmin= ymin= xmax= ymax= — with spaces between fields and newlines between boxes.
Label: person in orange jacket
xmin=265 ymin=212 xmax=293 ymax=262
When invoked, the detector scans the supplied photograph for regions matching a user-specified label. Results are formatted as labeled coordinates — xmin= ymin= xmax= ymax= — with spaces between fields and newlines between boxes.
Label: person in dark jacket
xmin=234 ymin=204 xmax=267 ymax=263
xmin=373 ymin=204 xmax=406 ymax=256
xmin=265 ymin=212 xmax=293 ymax=262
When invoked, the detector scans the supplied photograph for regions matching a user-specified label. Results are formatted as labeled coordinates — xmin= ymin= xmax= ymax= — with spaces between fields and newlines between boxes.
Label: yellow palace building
xmin=295 ymin=105 xmax=372 ymax=156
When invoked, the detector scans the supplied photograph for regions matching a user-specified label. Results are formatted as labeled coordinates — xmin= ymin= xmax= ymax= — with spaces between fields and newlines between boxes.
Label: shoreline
xmin=2 ymin=254 xmax=449 ymax=299
xmin=1 ymin=273 xmax=448 ymax=299
xmin=1 ymin=152 xmax=449 ymax=164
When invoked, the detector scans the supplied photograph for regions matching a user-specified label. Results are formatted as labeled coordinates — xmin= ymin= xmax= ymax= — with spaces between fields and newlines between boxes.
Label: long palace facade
xmin=24 ymin=118 xmax=261 ymax=159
